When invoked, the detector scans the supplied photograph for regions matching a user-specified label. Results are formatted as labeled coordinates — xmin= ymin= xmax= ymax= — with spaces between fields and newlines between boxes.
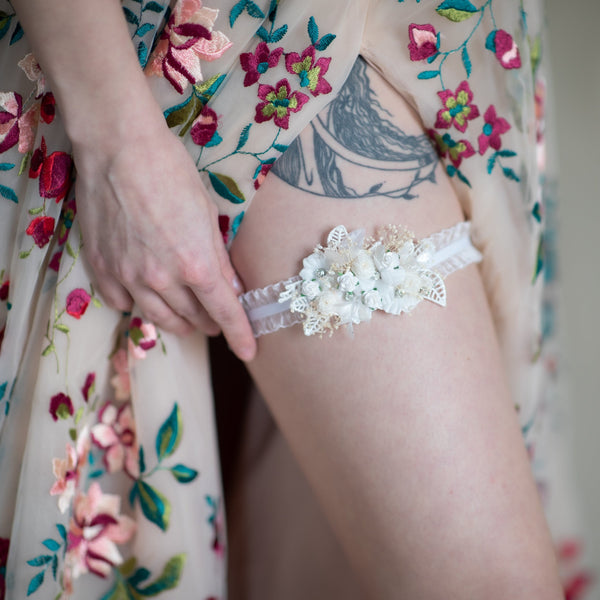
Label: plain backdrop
xmin=546 ymin=0 xmax=600 ymax=575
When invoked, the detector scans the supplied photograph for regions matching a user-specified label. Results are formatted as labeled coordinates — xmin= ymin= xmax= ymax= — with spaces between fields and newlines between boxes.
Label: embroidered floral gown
xmin=0 ymin=0 xmax=593 ymax=598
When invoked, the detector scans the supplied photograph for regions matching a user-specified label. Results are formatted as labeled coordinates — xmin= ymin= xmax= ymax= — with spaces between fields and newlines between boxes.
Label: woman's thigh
xmin=230 ymin=58 xmax=561 ymax=599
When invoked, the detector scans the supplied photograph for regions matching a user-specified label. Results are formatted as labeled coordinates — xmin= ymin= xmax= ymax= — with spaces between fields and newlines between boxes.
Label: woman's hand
xmin=73 ymin=119 xmax=257 ymax=362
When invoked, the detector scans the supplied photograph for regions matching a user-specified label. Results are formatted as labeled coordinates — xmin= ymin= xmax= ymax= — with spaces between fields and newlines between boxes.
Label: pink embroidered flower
xmin=146 ymin=0 xmax=232 ymax=94
xmin=29 ymin=137 xmax=73 ymax=202
xmin=255 ymin=78 xmax=309 ymax=130
xmin=478 ymin=105 xmax=510 ymax=154
xmin=128 ymin=317 xmax=157 ymax=359
xmin=91 ymin=401 xmax=139 ymax=478
xmin=81 ymin=372 xmax=95 ymax=402
xmin=110 ymin=349 xmax=131 ymax=401
xmin=0 ymin=280 xmax=8 ymax=302
xmin=408 ymin=23 xmax=438 ymax=61
xmin=558 ymin=539 xmax=595 ymax=600
xmin=66 ymin=288 xmax=91 ymax=319
xmin=49 ymin=392 xmax=74 ymax=421
xmin=435 ymin=81 xmax=480 ymax=133
xmin=50 ymin=427 xmax=91 ymax=513
xmin=428 ymin=130 xmax=474 ymax=168
xmin=488 ymin=29 xmax=521 ymax=69
xmin=253 ymin=162 xmax=274 ymax=190
xmin=26 ymin=215 xmax=55 ymax=248
xmin=190 ymin=105 xmax=219 ymax=146
xmin=17 ymin=104 xmax=39 ymax=154
xmin=48 ymin=250 xmax=62 ymax=272
xmin=65 ymin=482 xmax=136 ymax=580
xmin=285 ymin=46 xmax=332 ymax=97
xmin=17 ymin=53 xmax=46 ymax=96
xmin=240 ymin=42 xmax=283 ymax=87
xmin=40 ymin=92 xmax=56 ymax=124
xmin=0 ymin=91 xmax=22 ymax=154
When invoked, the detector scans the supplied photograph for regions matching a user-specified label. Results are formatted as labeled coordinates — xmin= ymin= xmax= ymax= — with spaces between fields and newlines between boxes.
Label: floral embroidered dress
xmin=0 ymin=0 xmax=593 ymax=598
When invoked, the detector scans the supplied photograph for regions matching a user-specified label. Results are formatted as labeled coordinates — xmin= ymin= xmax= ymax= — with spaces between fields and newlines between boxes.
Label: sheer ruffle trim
xmin=239 ymin=222 xmax=482 ymax=337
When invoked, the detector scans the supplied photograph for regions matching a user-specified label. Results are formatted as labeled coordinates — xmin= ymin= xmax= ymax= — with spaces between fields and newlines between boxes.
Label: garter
xmin=239 ymin=222 xmax=482 ymax=338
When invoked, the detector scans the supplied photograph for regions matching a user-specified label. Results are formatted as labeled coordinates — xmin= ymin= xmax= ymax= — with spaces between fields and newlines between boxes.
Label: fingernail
xmin=232 ymin=274 xmax=244 ymax=295
xmin=237 ymin=345 xmax=255 ymax=362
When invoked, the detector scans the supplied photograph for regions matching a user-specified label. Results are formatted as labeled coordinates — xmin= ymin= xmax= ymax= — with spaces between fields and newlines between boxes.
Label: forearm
xmin=10 ymin=0 xmax=164 ymax=150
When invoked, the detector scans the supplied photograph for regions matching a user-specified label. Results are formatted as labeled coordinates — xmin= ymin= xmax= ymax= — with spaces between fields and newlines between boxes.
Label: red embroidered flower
xmin=255 ymin=79 xmax=309 ymax=130
xmin=478 ymin=105 xmax=510 ymax=154
xmin=190 ymin=105 xmax=219 ymax=146
xmin=435 ymin=81 xmax=480 ymax=133
xmin=29 ymin=137 xmax=73 ymax=202
xmin=81 ymin=373 xmax=95 ymax=403
xmin=66 ymin=288 xmax=91 ymax=319
xmin=408 ymin=24 xmax=438 ymax=61
xmin=0 ymin=281 xmax=8 ymax=301
xmin=428 ymin=130 xmax=474 ymax=168
xmin=218 ymin=215 xmax=230 ymax=244
xmin=50 ymin=392 xmax=74 ymax=421
xmin=485 ymin=29 xmax=521 ymax=70
xmin=26 ymin=215 xmax=55 ymax=248
xmin=285 ymin=46 xmax=332 ymax=97
xmin=0 ymin=91 xmax=22 ymax=154
xmin=49 ymin=250 xmax=62 ymax=272
xmin=240 ymin=42 xmax=283 ymax=87
xmin=40 ymin=92 xmax=56 ymax=124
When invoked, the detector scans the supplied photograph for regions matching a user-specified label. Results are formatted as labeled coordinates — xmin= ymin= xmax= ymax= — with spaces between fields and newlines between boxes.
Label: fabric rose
xmin=0 ymin=91 xmax=22 ymax=154
xmin=485 ymin=29 xmax=521 ymax=69
xmin=408 ymin=23 xmax=438 ymax=61
xmin=29 ymin=137 xmax=72 ymax=202
xmin=301 ymin=280 xmax=321 ymax=299
xmin=338 ymin=271 xmax=359 ymax=293
xmin=26 ymin=215 xmax=55 ymax=248
xmin=65 ymin=288 xmax=91 ymax=319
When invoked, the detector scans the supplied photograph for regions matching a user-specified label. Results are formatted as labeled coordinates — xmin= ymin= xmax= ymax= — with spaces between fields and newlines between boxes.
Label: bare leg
xmin=230 ymin=59 xmax=562 ymax=599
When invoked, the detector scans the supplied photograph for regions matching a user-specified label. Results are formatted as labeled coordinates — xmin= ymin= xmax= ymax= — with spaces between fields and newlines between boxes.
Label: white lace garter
xmin=239 ymin=222 xmax=482 ymax=337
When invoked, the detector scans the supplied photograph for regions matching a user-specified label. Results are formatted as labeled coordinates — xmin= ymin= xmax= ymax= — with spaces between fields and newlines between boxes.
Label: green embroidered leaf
xmin=99 ymin=579 xmax=131 ymax=600
xmin=0 ymin=162 xmax=14 ymax=170
xmin=170 ymin=464 xmax=198 ymax=483
xmin=123 ymin=7 xmax=140 ymax=25
xmin=461 ymin=46 xmax=471 ymax=77
xmin=27 ymin=570 xmax=45 ymax=596
xmin=229 ymin=0 xmax=247 ymax=27
xmin=136 ymin=23 xmax=154 ymax=37
xmin=19 ymin=248 xmax=32 ymax=259
xmin=69 ymin=428 xmax=77 ymax=441
xmin=137 ymin=554 xmax=186 ymax=596
xmin=165 ymin=94 xmax=201 ymax=136
xmin=74 ymin=406 xmax=84 ymax=424
xmin=307 ymin=15 xmax=319 ymax=45
xmin=436 ymin=0 xmax=477 ymax=22
xmin=55 ymin=323 xmax=70 ymax=334
xmin=19 ymin=151 xmax=31 ymax=175
xmin=143 ymin=1 xmax=165 ymax=13
xmin=28 ymin=206 xmax=44 ymax=215
xmin=236 ymin=124 xmax=252 ymax=151
xmin=530 ymin=35 xmax=542 ymax=74
xmin=92 ymin=297 xmax=102 ymax=308
xmin=27 ymin=555 xmax=53 ymax=567
xmin=0 ymin=13 xmax=12 ymax=41
xmin=66 ymin=241 xmax=77 ymax=258
xmin=156 ymin=403 xmax=182 ymax=460
xmin=0 ymin=184 xmax=18 ymax=203
xmin=9 ymin=21 xmax=23 ymax=45
xmin=208 ymin=172 xmax=246 ymax=204
xmin=119 ymin=557 xmax=138 ymax=577
xmin=193 ymin=73 xmax=226 ymax=104
xmin=41 ymin=343 xmax=55 ymax=357
xmin=135 ymin=480 xmax=171 ymax=531
xmin=417 ymin=70 xmax=439 ymax=80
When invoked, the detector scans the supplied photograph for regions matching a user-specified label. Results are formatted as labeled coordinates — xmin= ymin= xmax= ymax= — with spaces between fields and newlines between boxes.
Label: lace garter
xmin=239 ymin=222 xmax=482 ymax=338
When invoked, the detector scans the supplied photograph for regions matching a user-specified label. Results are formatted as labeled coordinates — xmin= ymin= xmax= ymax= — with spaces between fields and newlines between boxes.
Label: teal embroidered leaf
xmin=236 ymin=124 xmax=252 ymax=151
xmin=229 ymin=0 xmax=246 ymax=27
xmin=170 ymin=464 xmax=198 ymax=483
xmin=256 ymin=25 xmax=269 ymax=41
xmin=136 ymin=23 xmax=155 ymax=37
xmin=9 ymin=21 xmax=23 ymax=45
xmin=269 ymin=25 xmax=288 ymax=43
xmin=0 ymin=382 xmax=7 ymax=401
xmin=143 ymin=1 xmax=165 ymax=12
xmin=136 ymin=554 xmax=186 ymax=596
xmin=26 ymin=555 xmax=53 ymax=567
xmin=485 ymin=30 xmax=497 ymax=52
xmin=138 ymin=40 xmax=149 ymax=67
xmin=456 ymin=168 xmax=471 ymax=187
xmin=139 ymin=445 xmax=146 ymax=474
xmin=134 ymin=480 xmax=171 ymax=531
xmin=502 ymin=166 xmax=520 ymax=182
xmin=27 ymin=570 xmax=45 ymax=596
xmin=315 ymin=33 xmax=336 ymax=51
xmin=532 ymin=235 xmax=543 ymax=283
xmin=273 ymin=143 xmax=288 ymax=152
xmin=99 ymin=579 xmax=130 ymax=600
xmin=0 ymin=13 xmax=12 ymax=41
xmin=205 ymin=131 xmax=222 ymax=147
xmin=417 ymin=70 xmax=439 ymax=80
xmin=487 ymin=153 xmax=496 ymax=174
xmin=0 ymin=162 xmax=14 ymax=170
xmin=128 ymin=567 xmax=152 ymax=588
xmin=0 ymin=184 xmax=18 ymax=203
xmin=155 ymin=403 xmax=182 ymax=461
xmin=461 ymin=46 xmax=471 ymax=77
xmin=436 ymin=0 xmax=478 ymax=22
xmin=56 ymin=524 xmax=67 ymax=542
xmin=51 ymin=555 xmax=58 ymax=580
xmin=496 ymin=149 xmax=517 ymax=158
xmin=208 ymin=172 xmax=246 ymax=204
xmin=531 ymin=202 xmax=542 ymax=223
xmin=42 ymin=539 xmax=61 ymax=552
xmin=307 ymin=16 xmax=319 ymax=45
xmin=245 ymin=1 xmax=265 ymax=19
xmin=123 ymin=7 xmax=140 ymax=25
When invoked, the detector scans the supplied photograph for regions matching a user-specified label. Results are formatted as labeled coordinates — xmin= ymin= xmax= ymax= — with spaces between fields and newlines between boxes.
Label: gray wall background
xmin=546 ymin=0 xmax=600 ymax=572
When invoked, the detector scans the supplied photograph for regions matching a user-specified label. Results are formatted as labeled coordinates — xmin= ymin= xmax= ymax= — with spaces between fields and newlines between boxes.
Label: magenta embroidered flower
xmin=190 ymin=105 xmax=219 ymax=146
xmin=40 ymin=92 xmax=56 ymax=124
xmin=408 ymin=23 xmax=438 ymax=61
xmin=435 ymin=81 xmax=480 ymax=132
xmin=66 ymin=288 xmax=91 ymax=319
xmin=0 ymin=537 xmax=9 ymax=600
xmin=253 ymin=161 xmax=274 ymax=190
xmin=255 ymin=79 xmax=309 ymax=130
xmin=29 ymin=137 xmax=73 ymax=202
xmin=26 ymin=215 xmax=55 ymax=248
xmin=240 ymin=42 xmax=283 ymax=87
xmin=478 ymin=105 xmax=510 ymax=154
xmin=110 ymin=349 xmax=131 ymax=401
xmin=128 ymin=317 xmax=157 ymax=359
xmin=91 ymin=402 xmax=139 ymax=478
xmin=50 ymin=427 xmax=91 ymax=513
xmin=486 ymin=29 xmax=521 ymax=70
xmin=428 ymin=130 xmax=474 ymax=168
xmin=65 ymin=482 xmax=136 ymax=580
xmin=146 ymin=0 xmax=232 ymax=93
xmin=285 ymin=46 xmax=332 ymax=97
xmin=48 ymin=250 xmax=62 ymax=272
xmin=17 ymin=53 xmax=46 ymax=96
xmin=49 ymin=392 xmax=74 ymax=421
xmin=81 ymin=372 xmax=96 ymax=403
xmin=0 ymin=91 xmax=22 ymax=154
xmin=0 ymin=280 xmax=8 ymax=302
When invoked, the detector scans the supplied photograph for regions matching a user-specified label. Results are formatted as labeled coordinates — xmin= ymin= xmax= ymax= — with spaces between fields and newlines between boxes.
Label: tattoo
xmin=271 ymin=57 xmax=438 ymax=200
